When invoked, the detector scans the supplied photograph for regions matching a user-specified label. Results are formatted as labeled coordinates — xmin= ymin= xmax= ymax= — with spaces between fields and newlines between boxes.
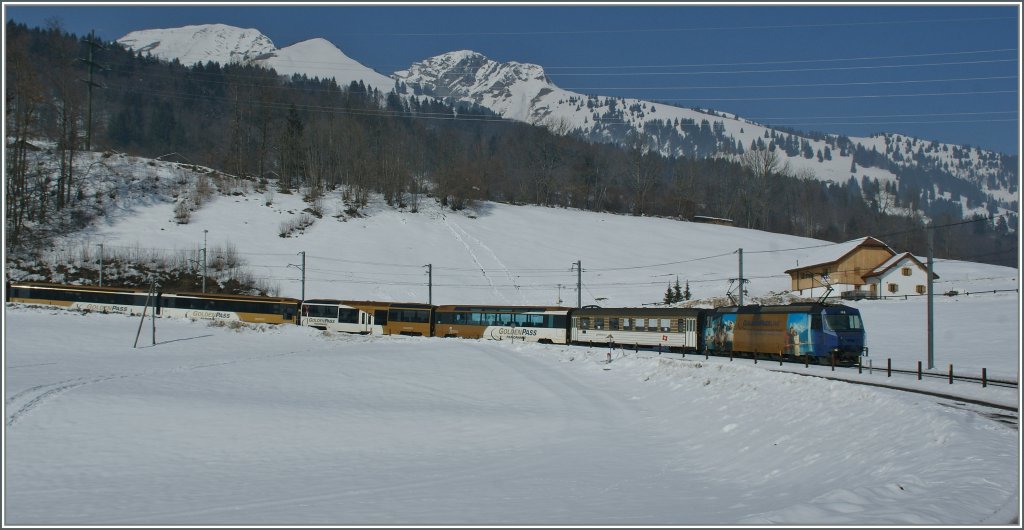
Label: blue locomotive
xmin=703 ymin=303 xmax=867 ymax=363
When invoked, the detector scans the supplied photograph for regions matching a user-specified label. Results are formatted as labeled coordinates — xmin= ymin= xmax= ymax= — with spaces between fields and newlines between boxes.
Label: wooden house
xmin=785 ymin=237 xmax=937 ymax=298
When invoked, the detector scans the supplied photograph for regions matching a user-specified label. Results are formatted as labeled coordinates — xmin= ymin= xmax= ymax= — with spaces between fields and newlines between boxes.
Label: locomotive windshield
xmin=824 ymin=313 xmax=864 ymax=331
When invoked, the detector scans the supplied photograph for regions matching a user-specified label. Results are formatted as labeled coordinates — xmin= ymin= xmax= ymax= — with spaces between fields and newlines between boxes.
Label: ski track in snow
xmin=454 ymin=222 xmax=527 ymax=304
xmin=441 ymin=215 xmax=508 ymax=303
xmin=5 ymin=347 xmax=308 ymax=428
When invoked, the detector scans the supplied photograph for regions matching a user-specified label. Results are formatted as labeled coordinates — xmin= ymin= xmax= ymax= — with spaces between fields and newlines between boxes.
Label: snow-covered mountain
xmin=116 ymin=25 xmax=1018 ymax=223
xmin=119 ymin=24 xmax=276 ymax=67
xmin=118 ymin=24 xmax=395 ymax=93
xmin=395 ymin=51 xmax=1016 ymax=210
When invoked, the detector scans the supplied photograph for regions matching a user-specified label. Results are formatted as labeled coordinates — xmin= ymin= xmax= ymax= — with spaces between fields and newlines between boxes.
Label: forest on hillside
xmin=5 ymin=21 xmax=1018 ymax=269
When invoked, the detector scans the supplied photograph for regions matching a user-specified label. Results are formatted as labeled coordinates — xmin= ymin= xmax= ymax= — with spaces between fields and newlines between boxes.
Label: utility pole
xmin=78 ymin=31 xmax=105 ymax=151
xmin=926 ymin=223 xmax=935 ymax=370
xmin=98 ymin=243 xmax=103 ymax=286
xmin=287 ymin=252 xmax=306 ymax=319
xmin=424 ymin=264 xmax=432 ymax=304
xmin=571 ymin=260 xmax=582 ymax=308
xmin=202 ymin=229 xmax=208 ymax=293
xmin=299 ymin=251 xmax=306 ymax=303
xmin=736 ymin=248 xmax=745 ymax=306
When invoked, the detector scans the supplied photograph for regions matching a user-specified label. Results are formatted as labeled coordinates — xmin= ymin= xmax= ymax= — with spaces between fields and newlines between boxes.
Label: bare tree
xmin=738 ymin=146 xmax=782 ymax=228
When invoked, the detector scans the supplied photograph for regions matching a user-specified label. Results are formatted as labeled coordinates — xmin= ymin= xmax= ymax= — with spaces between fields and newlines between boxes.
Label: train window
xmin=304 ymin=304 xmax=337 ymax=319
xmin=338 ymin=308 xmax=358 ymax=323
xmin=660 ymin=319 xmax=671 ymax=332
xmin=811 ymin=315 xmax=822 ymax=331
xmin=525 ymin=314 xmax=544 ymax=327
xmin=825 ymin=314 xmax=862 ymax=331
xmin=550 ymin=315 xmax=567 ymax=328
xmin=622 ymin=318 xmax=632 ymax=331
xmin=389 ymin=309 xmax=430 ymax=323
xmin=375 ymin=310 xmax=388 ymax=325
xmin=593 ymin=317 xmax=603 ymax=330
xmin=579 ymin=317 xmax=590 ymax=330
xmin=609 ymin=318 xmax=618 ymax=330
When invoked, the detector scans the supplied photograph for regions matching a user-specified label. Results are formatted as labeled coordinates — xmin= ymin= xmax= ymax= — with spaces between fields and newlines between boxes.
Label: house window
xmin=902 ymin=267 xmax=912 ymax=276
xmin=888 ymin=283 xmax=899 ymax=293
xmin=916 ymin=285 xmax=926 ymax=294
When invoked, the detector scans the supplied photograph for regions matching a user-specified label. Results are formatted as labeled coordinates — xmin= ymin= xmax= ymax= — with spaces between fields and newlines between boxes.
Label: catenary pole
xmin=424 ymin=264 xmax=432 ymax=305
xmin=202 ymin=229 xmax=208 ymax=293
xmin=738 ymin=248 xmax=744 ymax=306
xmin=927 ymin=223 xmax=935 ymax=369
xmin=576 ymin=260 xmax=582 ymax=308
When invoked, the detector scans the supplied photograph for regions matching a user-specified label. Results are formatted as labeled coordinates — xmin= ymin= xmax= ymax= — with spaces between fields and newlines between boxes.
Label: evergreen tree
xmin=672 ymin=277 xmax=683 ymax=302
xmin=663 ymin=284 xmax=675 ymax=305
xmin=684 ymin=280 xmax=691 ymax=301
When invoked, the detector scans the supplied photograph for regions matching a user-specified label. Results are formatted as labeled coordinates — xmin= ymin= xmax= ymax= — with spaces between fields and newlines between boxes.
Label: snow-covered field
xmin=3 ymin=306 xmax=1019 ymax=525
xmin=28 ymin=174 xmax=1019 ymax=378
xmin=4 ymin=162 xmax=1020 ymax=524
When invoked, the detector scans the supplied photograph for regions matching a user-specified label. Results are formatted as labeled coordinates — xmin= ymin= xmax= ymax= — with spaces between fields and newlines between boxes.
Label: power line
xmin=546 ymin=58 xmax=1018 ymax=77
xmin=342 ymin=15 xmax=1012 ymax=37
xmin=542 ymin=47 xmax=1019 ymax=70
xmin=654 ymin=90 xmax=1017 ymax=102
xmin=563 ymin=76 xmax=1018 ymax=92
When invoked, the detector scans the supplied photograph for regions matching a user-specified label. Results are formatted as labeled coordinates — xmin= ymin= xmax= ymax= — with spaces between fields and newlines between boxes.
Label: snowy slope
xmin=3 ymin=307 xmax=1019 ymax=524
xmin=4 ymin=150 xmax=1020 ymax=524
xmin=260 ymin=38 xmax=395 ymax=92
xmin=5 ymin=151 xmax=1017 ymax=378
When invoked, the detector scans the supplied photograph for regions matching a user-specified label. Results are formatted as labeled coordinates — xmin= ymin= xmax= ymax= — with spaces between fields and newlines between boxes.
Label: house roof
xmin=784 ymin=236 xmax=895 ymax=274
xmin=862 ymin=252 xmax=940 ymax=279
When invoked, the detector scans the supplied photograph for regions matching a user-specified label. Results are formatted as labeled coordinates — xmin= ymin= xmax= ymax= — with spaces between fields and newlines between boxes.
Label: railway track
xmin=576 ymin=343 xmax=1018 ymax=413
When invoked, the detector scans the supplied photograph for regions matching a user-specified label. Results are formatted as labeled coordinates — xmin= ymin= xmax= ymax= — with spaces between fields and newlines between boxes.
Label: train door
xmin=374 ymin=309 xmax=388 ymax=335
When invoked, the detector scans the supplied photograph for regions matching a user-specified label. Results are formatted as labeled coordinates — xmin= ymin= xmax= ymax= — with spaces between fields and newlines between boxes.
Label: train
xmin=5 ymin=281 xmax=868 ymax=364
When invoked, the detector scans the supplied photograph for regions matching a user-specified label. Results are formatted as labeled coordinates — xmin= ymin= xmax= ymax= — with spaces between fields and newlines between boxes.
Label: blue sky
xmin=5 ymin=3 xmax=1021 ymax=155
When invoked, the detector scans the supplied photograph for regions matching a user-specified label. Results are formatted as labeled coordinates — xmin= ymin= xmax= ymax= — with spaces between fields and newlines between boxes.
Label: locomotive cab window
xmin=824 ymin=314 xmax=864 ymax=331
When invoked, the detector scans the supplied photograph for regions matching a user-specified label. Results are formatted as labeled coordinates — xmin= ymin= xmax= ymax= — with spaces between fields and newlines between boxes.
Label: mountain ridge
xmin=116 ymin=23 xmax=1018 ymax=225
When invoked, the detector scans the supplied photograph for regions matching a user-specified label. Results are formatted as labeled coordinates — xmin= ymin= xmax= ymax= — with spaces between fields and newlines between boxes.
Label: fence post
xmin=918 ymin=361 xmax=922 ymax=381
xmin=983 ymin=368 xmax=987 ymax=388
xmin=658 ymin=343 xmax=662 ymax=355
xmin=949 ymin=364 xmax=953 ymax=384
xmin=858 ymin=357 xmax=862 ymax=374
xmin=754 ymin=352 xmax=758 ymax=364
xmin=804 ymin=355 xmax=808 ymax=368
xmin=831 ymin=354 xmax=835 ymax=372
xmin=887 ymin=358 xmax=891 ymax=378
